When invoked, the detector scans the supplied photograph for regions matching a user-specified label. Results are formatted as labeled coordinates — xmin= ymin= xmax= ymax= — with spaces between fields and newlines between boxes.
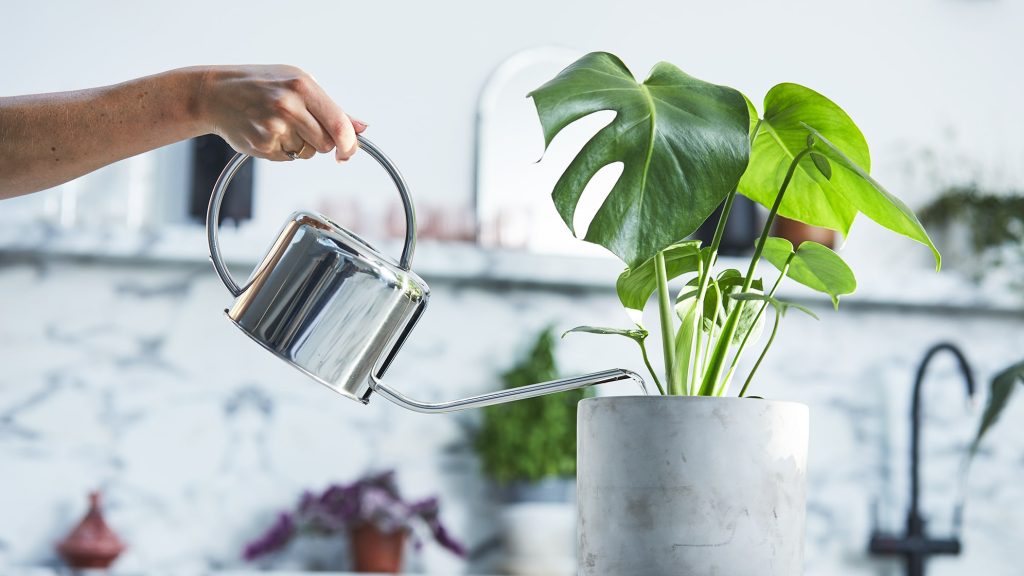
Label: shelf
xmin=0 ymin=223 xmax=1020 ymax=317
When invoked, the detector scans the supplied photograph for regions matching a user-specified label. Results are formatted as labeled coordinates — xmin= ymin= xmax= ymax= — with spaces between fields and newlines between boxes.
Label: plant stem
xmin=719 ymin=255 xmax=792 ymax=395
xmin=739 ymin=306 xmax=780 ymax=397
xmin=639 ymin=339 xmax=666 ymax=395
xmin=701 ymin=147 xmax=811 ymax=396
xmin=686 ymin=255 xmax=705 ymax=395
xmin=742 ymin=147 xmax=812 ymax=292
xmin=654 ymin=250 xmax=677 ymax=393
xmin=687 ymin=191 xmax=736 ymax=395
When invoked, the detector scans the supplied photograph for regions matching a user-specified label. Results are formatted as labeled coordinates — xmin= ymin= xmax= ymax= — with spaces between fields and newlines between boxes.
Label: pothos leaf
xmin=761 ymin=237 xmax=856 ymax=309
xmin=530 ymin=52 xmax=751 ymax=268
xmin=970 ymin=359 xmax=1024 ymax=456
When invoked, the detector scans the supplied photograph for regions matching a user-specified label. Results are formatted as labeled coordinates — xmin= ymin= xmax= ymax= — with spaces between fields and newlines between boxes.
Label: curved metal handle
xmin=206 ymin=134 xmax=417 ymax=297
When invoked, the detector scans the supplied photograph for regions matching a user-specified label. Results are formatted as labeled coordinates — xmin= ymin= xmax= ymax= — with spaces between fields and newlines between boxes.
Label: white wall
xmin=3 ymin=0 xmax=1023 ymax=258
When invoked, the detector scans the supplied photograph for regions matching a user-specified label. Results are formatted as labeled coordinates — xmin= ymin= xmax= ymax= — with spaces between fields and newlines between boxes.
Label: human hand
xmin=196 ymin=65 xmax=366 ymax=162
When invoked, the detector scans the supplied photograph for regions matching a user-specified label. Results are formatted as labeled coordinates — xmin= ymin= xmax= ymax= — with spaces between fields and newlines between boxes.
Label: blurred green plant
xmin=920 ymin=186 xmax=1024 ymax=281
xmin=474 ymin=327 xmax=584 ymax=484
xmin=970 ymin=359 xmax=1024 ymax=456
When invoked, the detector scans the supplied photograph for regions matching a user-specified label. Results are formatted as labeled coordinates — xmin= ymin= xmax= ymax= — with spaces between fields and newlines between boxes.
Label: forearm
xmin=0 ymin=68 xmax=209 ymax=199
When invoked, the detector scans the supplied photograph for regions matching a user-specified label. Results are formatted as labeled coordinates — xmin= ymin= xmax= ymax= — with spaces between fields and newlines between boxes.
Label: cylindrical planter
xmin=578 ymin=397 xmax=808 ymax=576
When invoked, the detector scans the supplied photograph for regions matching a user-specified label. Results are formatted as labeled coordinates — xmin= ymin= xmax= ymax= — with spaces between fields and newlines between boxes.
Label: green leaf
xmin=970 ymin=359 xmax=1024 ymax=455
xmin=762 ymin=238 xmax=856 ymax=309
xmin=672 ymin=297 xmax=700 ymax=394
xmin=810 ymin=152 xmax=832 ymax=180
xmin=803 ymin=124 xmax=941 ymax=269
xmin=740 ymin=83 xmax=861 ymax=235
xmin=530 ymin=52 xmax=751 ymax=268
xmin=562 ymin=325 xmax=648 ymax=343
xmin=733 ymin=289 xmax=766 ymax=344
xmin=616 ymin=241 xmax=702 ymax=312
xmin=729 ymin=292 xmax=820 ymax=320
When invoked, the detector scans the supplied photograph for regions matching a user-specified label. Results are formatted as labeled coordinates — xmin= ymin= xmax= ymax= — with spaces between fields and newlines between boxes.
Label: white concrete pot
xmin=577 ymin=396 xmax=808 ymax=576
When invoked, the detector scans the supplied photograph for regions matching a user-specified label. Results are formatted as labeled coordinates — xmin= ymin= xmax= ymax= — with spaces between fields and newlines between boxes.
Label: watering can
xmin=206 ymin=135 xmax=645 ymax=413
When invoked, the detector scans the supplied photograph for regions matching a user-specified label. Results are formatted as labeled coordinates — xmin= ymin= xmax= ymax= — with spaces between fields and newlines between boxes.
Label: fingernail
xmin=352 ymin=118 xmax=368 ymax=132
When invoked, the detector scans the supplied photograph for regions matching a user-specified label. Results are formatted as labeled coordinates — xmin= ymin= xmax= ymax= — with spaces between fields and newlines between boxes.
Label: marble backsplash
xmin=0 ymin=253 xmax=1022 ymax=575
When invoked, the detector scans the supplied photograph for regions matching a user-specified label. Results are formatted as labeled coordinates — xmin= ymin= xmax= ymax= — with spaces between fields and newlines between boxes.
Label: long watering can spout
xmin=370 ymin=369 xmax=648 ymax=414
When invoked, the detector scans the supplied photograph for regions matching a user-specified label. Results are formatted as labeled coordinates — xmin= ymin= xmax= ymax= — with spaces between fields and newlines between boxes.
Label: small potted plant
xmin=243 ymin=471 xmax=464 ymax=573
xmin=529 ymin=52 xmax=940 ymax=575
xmin=474 ymin=327 xmax=583 ymax=575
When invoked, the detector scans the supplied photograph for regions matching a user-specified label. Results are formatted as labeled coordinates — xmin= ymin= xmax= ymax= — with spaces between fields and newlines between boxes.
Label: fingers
xmin=290 ymin=107 xmax=334 ymax=155
xmin=297 ymin=142 xmax=316 ymax=160
xmin=279 ymin=132 xmax=312 ymax=161
xmin=298 ymin=78 xmax=360 ymax=162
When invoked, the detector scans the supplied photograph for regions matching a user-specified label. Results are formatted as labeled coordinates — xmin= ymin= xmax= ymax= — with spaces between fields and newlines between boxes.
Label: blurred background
xmin=1 ymin=0 xmax=1022 ymax=574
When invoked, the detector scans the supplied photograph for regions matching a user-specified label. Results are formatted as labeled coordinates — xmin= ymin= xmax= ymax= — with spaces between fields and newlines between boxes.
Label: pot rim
xmin=579 ymin=395 xmax=807 ymax=410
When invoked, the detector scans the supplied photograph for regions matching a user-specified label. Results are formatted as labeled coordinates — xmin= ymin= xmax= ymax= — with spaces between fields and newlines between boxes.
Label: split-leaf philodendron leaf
xmin=530 ymin=52 xmax=750 ymax=268
xmin=741 ymin=83 xmax=940 ymax=269
xmin=762 ymin=237 xmax=856 ymax=309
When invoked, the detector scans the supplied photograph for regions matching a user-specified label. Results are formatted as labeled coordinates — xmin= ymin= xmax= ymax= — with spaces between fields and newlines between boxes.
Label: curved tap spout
xmin=869 ymin=342 xmax=976 ymax=576
xmin=910 ymin=342 xmax=976 ymax=530
xmin=370 ymin=369 xmax=646 ymax=414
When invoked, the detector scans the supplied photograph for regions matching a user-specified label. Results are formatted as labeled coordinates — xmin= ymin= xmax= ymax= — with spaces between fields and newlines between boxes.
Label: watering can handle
xmin=206 ymin=134 xmax=418 ymax=297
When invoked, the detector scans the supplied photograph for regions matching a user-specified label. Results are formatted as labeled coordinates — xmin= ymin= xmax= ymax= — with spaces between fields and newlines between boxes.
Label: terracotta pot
xmin=351 ymin=524 xmax=406 ymax=573
xmin=773 ymin=216 xmax=836 ymax=249
xmin=56 ymin=491 xmax=125 ymax=569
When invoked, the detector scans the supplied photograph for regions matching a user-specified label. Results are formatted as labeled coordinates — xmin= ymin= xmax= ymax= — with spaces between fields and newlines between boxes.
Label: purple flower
xmin=242 ymin=512 xmax=295 ymax=561
xmin=242 ymin=470 xmax=466 ymax=561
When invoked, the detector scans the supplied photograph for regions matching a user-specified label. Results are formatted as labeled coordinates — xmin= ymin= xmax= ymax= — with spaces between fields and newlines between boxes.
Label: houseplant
xmin=475 ymin=327 xmax=582 ymax=575
xmin=920 ymin=185 xmax=1024 ymax=290
xmin=243 ymin=471 xmax=464 ymax=573
xmin=529 ymin=52 xmax=939 ymax=575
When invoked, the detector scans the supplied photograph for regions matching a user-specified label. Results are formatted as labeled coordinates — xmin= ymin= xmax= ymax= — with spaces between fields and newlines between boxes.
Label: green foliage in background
xmin=970 ymin=359 xmax=1024 ymax=456
xmin=920 ymin=185 xmax=1024 ymax=257
xmin=531 ymin=52 xmax=939 ymax=398
xmin=474 ymin=328 xmax=585 ymax=484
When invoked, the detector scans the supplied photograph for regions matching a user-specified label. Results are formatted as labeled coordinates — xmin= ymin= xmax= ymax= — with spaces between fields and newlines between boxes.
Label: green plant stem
xmin=743 ymin=147 xmax=812 ymax=291
xmin=687 ymin=255 xmax=705 ymax=395
xmin=639 ymin=339 xmax=666 ymax=395
xmin=700 ymin=147 xmax=811 ymax=396
xmin=679 ymin=123 xmax=763 ymax=396
xmin=655 ymin=251 xmax=678 ymax=393
xmin=720 ymin=255 xmax=793 ymax=395
xmin=739 ymin=306 xmax=780 ymax=397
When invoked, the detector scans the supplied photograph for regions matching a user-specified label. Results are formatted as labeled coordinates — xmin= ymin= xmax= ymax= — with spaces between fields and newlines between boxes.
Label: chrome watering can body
xmin=206 ymin=135 xmax=645 ymax=413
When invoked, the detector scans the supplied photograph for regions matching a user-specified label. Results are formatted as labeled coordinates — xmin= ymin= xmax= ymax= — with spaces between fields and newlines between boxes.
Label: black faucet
xmin=869 ymin=342 xmax=976 ymax=576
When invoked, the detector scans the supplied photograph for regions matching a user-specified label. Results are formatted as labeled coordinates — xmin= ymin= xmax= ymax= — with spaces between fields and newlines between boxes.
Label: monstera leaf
xmin=530 ymin=52 xmax=750 ymax=268
xmin=740 ymin=83 xmax=940 ymax=268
